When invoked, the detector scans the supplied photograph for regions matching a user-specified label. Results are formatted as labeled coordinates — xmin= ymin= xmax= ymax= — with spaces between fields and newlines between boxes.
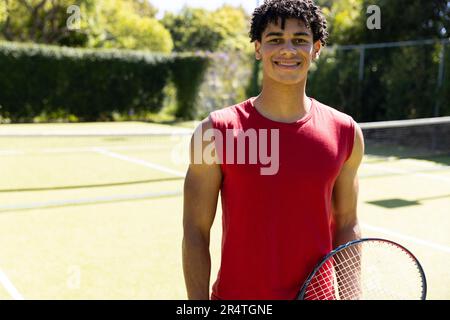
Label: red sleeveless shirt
xmin=209 ymin=97 xmax=355 ymax=300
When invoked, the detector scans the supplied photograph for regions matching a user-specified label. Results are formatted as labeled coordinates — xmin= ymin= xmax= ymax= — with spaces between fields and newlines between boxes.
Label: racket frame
xmin=297 ymin=237 xmax=427 ymax=300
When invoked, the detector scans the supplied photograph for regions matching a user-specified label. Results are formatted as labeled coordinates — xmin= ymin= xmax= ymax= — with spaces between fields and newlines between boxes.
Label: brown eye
xmin=294 ymin=39 xmax=307 ymax=45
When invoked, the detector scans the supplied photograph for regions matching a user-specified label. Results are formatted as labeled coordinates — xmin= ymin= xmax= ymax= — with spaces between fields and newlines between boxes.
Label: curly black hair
xmin=249 ymin=0 xmax=329 ymax=46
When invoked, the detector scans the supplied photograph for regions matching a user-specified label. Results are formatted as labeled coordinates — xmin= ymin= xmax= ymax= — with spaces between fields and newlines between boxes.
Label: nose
xmin=279 ymin=41 xmax=297 ymax=56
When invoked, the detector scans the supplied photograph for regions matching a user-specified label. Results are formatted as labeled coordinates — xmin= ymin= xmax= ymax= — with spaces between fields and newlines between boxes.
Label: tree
xmin=323 ymin=0 xmax=363 ymax=45
xmin=0 ymin=0 xmax=95 ymax=45
xmin=127 ymin=0 xmax=158 ymax=18
xmin=0 ymin=0 xmax=173 ymax=52
xmin=346 ymin=0 xmax=450 ymax=119
xmin=213 ymin=5 xmax=252 ymax=53
xmin=89 ymin=0 xmax=172 ymax=52
xmin=0 ymin=1 xmax=7 ymax=27
xmin=340 ymin=0 xmax=449 ymax=45
xmin=161 ymin=5 xmax=252 ymax=53
xmin=161 ymin=7 xmax=221 ymax=52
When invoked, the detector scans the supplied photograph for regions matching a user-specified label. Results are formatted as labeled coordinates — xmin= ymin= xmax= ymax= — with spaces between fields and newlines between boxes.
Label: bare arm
xmin=182 ymin=117 xmax=222 ymax=300
xmin=332 ymin=123 xmax=364 ymax=247
xmin=332 ymin=123 xmax=364 ymax=299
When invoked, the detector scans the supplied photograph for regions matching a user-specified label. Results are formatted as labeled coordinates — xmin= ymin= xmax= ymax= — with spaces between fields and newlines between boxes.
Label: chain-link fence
xmin=308 ymin=39 xmax=450 ymax=121
xmin=197 ymin=39 xmax=449 ymax=122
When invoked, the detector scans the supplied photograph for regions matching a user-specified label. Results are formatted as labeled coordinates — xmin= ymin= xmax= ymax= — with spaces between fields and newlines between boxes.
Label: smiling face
xmin=255 ymin=18 xmax=322 ymax=86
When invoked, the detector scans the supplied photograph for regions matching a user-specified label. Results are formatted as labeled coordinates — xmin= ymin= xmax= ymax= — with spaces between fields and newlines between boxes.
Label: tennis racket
xmin=297 ymin=238 xmax=427 ymax=300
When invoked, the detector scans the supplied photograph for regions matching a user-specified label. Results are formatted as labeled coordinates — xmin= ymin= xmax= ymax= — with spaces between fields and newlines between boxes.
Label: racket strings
xmin=333 ymin=246 xmax=363 ymax=299
xmin=305 ymin=247 xmax=363 ymax=300
xmin=306 ymin=266 xmax=335 ymax=300
xmin=302 ymin=240 xmax=425 ymax=300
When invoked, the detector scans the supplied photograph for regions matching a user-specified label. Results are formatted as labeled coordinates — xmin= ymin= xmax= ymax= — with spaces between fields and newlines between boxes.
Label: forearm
xmin=182 ymin=232 xmax=212 ymax=300
xmin=333 ymin=218 xmax=361 ymax=248
xmin=333 ymin=219 xmax=362 ymax=299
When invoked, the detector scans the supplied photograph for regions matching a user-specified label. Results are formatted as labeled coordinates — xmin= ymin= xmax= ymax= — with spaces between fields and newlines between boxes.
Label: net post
xmin=434 ymin=43 xmax=445 ymax=118
xmin=358 ymin=46 xmax=365 ymax=81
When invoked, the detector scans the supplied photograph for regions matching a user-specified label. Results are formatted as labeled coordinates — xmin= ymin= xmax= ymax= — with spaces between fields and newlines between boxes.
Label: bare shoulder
xmin=346 ymin=122 xmax=365 ymax=169
xmin=184 ymin=115 xmax=222 ymax=235
xmin=190 ymin=116 xmax=214 ymax=166
xmin=194 ymin=115 xmax=214 ymax=133
xmin=188 ymin=116 xmax=221 ymax=176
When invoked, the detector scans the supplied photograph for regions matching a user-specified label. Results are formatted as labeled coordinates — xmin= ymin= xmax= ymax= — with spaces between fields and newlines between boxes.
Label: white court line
xmin=0 ymin=130 xmax=193 ymax=137
xmin=0 ymin=267 xmax=25 ymax=300
xmin=361 ymin=222 xmax=450 ymax=254
xmin=365 ymin=163 xmax=450 ymax=183
xmin=0 ymin=191 xmax=183 ymax=211
xmin=0 ymin=151 xmax=25 ymax=156
xmin=93 ymin=147 xmax=185 ymax=177
xmin=397 ymin=159 xmax=449 ymax=168
xmin=359 ymin=166 xmax=450 ymax=178
xmin=43 ymin=145 xmax=172 ymax=154
xmin=0 ymin=145 xmax=173 ymax=155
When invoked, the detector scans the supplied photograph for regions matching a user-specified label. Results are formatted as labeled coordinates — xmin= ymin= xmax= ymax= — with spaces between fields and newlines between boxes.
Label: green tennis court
xmin=0 ymin=120 xmax=449 ymax=299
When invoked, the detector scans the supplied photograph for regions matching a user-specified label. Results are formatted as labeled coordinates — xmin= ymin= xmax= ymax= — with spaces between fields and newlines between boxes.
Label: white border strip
xmin=0 ymin=267 xmax=24 ymax=300
xmin=361 ymin=223 xmax=450 ymax=254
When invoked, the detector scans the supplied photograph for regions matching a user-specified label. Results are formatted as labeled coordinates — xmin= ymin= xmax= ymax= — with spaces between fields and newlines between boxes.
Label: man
xmin=183 ymin=0 xmax=364 ymax=300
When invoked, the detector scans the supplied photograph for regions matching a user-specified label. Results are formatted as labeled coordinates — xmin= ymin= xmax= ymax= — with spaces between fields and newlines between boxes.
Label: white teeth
xmin=276 ymin=62 xmax=299 ymax=66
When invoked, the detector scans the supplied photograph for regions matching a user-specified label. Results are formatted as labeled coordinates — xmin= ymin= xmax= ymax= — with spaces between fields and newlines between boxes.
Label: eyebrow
xmin=264 ymin=32 xmax=311 ymax=38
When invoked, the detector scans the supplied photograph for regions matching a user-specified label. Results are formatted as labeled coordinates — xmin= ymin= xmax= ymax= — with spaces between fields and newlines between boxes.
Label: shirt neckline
xmin=247 ymin=96 xmax=316 ymax=127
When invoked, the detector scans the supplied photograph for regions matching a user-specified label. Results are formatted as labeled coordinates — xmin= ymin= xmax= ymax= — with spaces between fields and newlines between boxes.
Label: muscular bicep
xmin=183 ymin=118 xmax=222 ymax=239
xmin=332 ymin=123 xmax=365 ymax=231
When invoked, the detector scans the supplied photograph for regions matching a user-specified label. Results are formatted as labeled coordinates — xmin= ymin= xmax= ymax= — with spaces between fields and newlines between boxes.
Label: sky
xmin=152 ymin=0 xmax=261 ymax=19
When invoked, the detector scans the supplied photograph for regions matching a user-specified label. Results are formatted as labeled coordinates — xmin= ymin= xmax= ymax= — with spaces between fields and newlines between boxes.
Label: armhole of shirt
xmin=345 ymin=117 xmax=356 ymax=162
xmin=208 ymin=111 xmax=226 ymax=171
xmin=209 ymin=111 xmax=219 ymax=130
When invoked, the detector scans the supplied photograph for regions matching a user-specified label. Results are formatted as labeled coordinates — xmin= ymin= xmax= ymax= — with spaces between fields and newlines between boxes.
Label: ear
xmin=313 ymin=40 xmax=322 ymax=60
xmin=255 ymin=41 xmax=262 ymax=60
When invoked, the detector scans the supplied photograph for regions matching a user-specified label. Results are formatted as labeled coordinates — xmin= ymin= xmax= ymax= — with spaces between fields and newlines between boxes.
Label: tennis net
xmin=0 ymin=117 xmax=448 ymax=211
xmin=359 ymin=116 xmax=450 ymax=160
xmin=1 ymin=116 xmax=449 ymax=160
xmin=0 ymin=129 xmax=192 ymax=158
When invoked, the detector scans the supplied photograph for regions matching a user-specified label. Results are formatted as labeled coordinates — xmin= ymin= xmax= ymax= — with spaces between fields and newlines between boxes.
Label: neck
xmin=253 ymin=77 xmax=311 ymax=123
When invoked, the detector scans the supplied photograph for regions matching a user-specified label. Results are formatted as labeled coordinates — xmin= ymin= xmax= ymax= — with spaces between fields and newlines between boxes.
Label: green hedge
xmin=0 ymin=41 xmax=209 ymax=122
xmin=170 ymin=52 xmax=210 ymax=119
